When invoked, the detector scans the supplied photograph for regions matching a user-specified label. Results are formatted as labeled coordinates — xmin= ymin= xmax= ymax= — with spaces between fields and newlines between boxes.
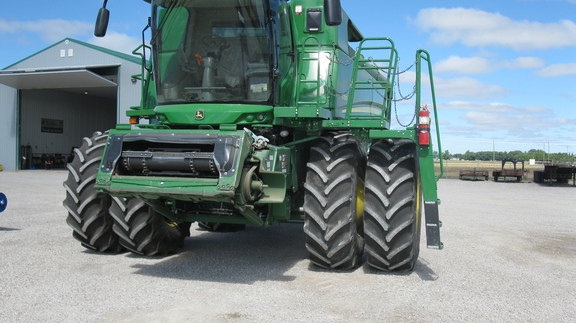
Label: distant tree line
xmin=438 ymin=149 xmax=575 ymax=163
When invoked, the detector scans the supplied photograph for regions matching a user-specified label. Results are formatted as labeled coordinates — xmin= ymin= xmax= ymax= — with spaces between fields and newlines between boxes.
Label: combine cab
xmin=64 ymin=0 xmax=444 ymax=271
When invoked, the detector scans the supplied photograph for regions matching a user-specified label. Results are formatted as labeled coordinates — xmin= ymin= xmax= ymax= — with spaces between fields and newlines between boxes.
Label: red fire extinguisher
xmin=418 ymin=106 xmax=430 ymax=145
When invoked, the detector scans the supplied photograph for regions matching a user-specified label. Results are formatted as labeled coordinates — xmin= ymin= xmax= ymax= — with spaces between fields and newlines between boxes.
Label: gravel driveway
xmin=0 ymin=170 xmax=575 ymax=322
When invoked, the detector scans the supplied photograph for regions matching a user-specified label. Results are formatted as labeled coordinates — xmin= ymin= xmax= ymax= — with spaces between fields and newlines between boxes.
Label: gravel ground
xmin=0 ymin=170 xmax=575 ymax=322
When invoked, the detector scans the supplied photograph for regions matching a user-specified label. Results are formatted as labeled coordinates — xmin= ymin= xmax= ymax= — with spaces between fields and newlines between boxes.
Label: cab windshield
xmin=152 ymin=0 xmax=274 ymax=104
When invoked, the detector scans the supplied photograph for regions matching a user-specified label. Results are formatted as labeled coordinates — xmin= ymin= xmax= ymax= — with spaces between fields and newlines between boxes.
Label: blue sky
xmin=1 ymin=0 xmax=575 ymax=154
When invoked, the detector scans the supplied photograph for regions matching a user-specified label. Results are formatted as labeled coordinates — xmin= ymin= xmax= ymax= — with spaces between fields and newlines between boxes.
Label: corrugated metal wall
xmin=20 ymin=89 xmax=116 ymax=158
xmin=117 ymin=62 xmax=143 ymax=122
xmin=0 ymin=85 xmax=18 ymax=170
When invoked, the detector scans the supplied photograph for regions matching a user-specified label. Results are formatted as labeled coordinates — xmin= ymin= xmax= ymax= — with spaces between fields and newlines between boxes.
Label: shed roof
xmin=2 ymin=38 xmax=142 ymax=70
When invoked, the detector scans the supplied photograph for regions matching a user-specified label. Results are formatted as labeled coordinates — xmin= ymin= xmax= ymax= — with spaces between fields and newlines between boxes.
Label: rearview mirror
xmin=324 ymin=0 xmax=342 ymax=26
xmin=94 ymin=7 xmax=110 ymax=37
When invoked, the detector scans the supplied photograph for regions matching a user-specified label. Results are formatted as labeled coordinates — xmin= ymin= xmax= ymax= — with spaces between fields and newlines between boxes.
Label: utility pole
xmin=492 ymin=139 xmax=495 ymax=161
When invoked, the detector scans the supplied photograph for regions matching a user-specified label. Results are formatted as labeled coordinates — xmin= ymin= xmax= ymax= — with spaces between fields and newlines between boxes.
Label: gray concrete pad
xmin=0 ymin=170 xmax=575 ymax=322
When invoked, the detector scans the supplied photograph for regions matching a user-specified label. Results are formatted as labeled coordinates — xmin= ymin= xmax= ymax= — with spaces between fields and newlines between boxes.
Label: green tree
xmin=509 ymin=150 xmax=523 ymax=159
xmin=462 ymin=150 xmax=476 ymax=161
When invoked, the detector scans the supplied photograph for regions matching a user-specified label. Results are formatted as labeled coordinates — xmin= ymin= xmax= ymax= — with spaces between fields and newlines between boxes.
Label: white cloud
xmin=442 ymin=101 xmax=553 ymax=115
xmin=441 ymin=101 xmax=516 ymax=112
xmin=435 ymin=56 xmax=492 ymax=74
xmin=397 ymin=71 xmax=416 ymax=85
xmin=0 ymin=18 xmax=141 ymax=56
xmin=501 ymin=57 xmax=546 ymax=70
xmin=434 ymin=56 xmax=546 ymax=74
xmin=88 ymin=31 xmax=143 ymax=55
xmin=557 ymin=118 xmax=576 ymax=125
xmin=441 ymin=101 xmax=557 ymax=135
xmin=0 ymin=18 xmax=92 ymax=43
xmin=434 ymin=77 xmax=507 ymax=99
xmin=413 ymin=8 xmax=576 ymax=50
xmin=394 ymin=72 xmax=507 ymax=100
xmin=463 ymin=110 xmax=554 ymax=131
xmin=537 ymin=63 xmax=576 ymax=77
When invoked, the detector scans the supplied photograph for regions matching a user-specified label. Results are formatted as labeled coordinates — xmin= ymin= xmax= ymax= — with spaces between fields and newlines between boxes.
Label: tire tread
xmin=364 ymin=139 xmax=421 ymax=272
xmin=303 ymin=132 xmax=364 ymax=270
xmin=63 ymin=132 xmax=123 ymax=253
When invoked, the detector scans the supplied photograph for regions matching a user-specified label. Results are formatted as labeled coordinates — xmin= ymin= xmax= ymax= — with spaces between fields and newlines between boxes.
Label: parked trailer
xmin=533 ymin=164 xmax=576 ymax=185
xmin=459 ymin=169 xmax=489 ymax=181
xmin=493 ymin=158 xmax=525 ymax=182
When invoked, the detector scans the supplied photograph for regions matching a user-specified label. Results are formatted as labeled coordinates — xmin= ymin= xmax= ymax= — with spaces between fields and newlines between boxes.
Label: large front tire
xmin=363 ymin=139 xmax=421 ymax=271
xmin=303 ymin=132 xmax=364 ymax=270
xmin=63 ymin=132 xmax=123 ymax=252
xmin=110 ymin=198 xmax=190 ymax=256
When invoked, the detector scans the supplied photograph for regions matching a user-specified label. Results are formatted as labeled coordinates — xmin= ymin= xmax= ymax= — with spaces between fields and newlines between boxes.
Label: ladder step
xmin=353 ymin=87 xmax=388 ymax=90
xmin=359 ymin=46 xmax=394 ymax=50
xmin=358 ymin=59 xmax=391 ymax=62
xmin=358 ymin=67 xmax=390 ymax=71
xmin=355 ymin=81 xmax=389 ymax=85
xmin=353 ymin=83 xmax=392 ymax=87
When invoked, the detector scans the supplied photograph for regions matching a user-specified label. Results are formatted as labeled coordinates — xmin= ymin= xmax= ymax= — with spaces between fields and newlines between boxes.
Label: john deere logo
xmin=195 ymin=110 xmax=205 ymax=120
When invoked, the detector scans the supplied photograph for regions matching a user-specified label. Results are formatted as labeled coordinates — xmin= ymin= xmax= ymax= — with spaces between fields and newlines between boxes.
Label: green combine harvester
xmin=64 ymin=0 xmax=443 ymax=271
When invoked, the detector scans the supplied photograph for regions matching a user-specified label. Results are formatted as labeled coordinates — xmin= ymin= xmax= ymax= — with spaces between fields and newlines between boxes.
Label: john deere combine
xmin=64 ymin=0 xmax=443 ymax=271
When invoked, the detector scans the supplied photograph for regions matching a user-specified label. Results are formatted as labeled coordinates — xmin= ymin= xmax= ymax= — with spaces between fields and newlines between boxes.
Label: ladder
xmin=346 ymin=38 xmax=398 ymax=122
xmin=296 ymin=37 xmax=325 ymax=109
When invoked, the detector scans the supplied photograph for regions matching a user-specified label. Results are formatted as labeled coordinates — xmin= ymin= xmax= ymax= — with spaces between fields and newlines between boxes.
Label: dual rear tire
xmin=303 ymin=132 xmax=365 ymax=270
xmin=304 ymin=135 xmax=421 ymax=271
xmin=363 ymin=139 xmax=422 ymax=271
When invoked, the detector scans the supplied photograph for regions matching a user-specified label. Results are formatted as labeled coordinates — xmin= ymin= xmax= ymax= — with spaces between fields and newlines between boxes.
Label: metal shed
xmin=0 ymin=38 xmax=142 ymax=171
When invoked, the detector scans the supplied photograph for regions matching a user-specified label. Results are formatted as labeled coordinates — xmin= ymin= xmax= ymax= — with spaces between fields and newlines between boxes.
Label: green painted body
xmin=95 ymin=0 xmax=443 ymax=245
